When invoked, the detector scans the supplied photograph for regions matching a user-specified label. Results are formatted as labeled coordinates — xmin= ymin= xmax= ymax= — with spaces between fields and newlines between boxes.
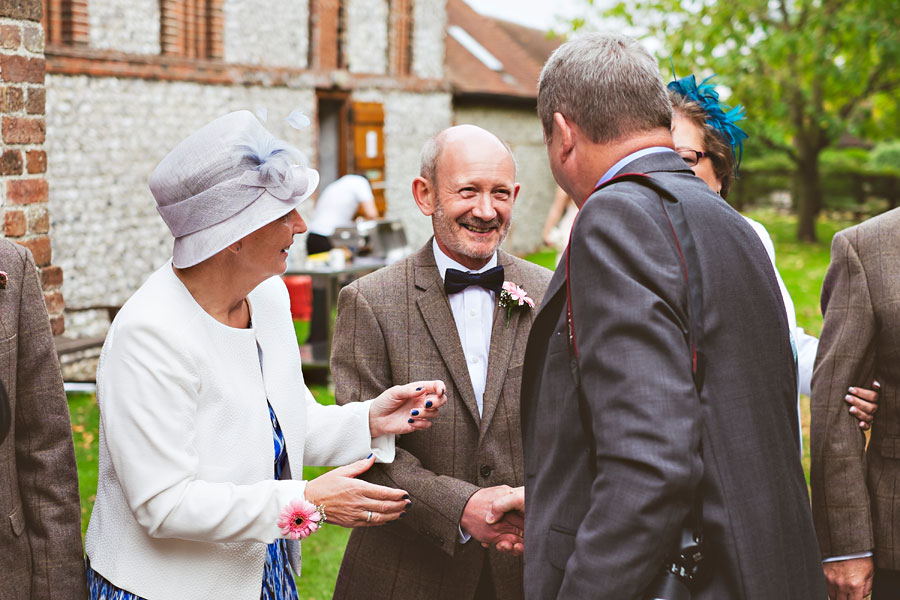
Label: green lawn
xmin=70 ymin=209 xmax=859 ymax=596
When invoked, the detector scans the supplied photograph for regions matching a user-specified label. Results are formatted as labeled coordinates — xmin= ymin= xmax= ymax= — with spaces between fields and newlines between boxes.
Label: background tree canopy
xmin=569 ymin=0 xmax=900 ymax=240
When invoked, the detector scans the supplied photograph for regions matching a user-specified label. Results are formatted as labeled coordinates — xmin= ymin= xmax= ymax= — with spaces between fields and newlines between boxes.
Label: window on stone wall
xmin=160 ymin=0 xmax=224 ymax=59
xmin=388 ymin=0 xmax=412 ymax=76
xmin=42 ymin=0 xmax=89 ymax=46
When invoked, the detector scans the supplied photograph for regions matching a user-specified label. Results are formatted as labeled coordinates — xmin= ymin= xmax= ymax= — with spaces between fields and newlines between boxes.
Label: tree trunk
xmin=795 ymin=146 xmax=822 ymax=242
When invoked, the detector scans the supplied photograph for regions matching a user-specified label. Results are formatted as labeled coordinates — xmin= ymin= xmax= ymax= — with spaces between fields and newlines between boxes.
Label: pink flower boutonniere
xmin=499 ymin=281 xmax=535 ymax=326
xmin=277 ymin=499 xmax=325 ymax=540
xmin=0 ymin=271 xmax=7 ymax=289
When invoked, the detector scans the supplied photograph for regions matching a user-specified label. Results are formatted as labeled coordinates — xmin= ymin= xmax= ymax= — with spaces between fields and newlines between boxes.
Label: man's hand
xmin=823 ymin=556 xmax=874 ymax=600
xmin=460 ymin=486 xmax=523 ymax=551
xmin=485 ymin=486 xmax=524 ymax=555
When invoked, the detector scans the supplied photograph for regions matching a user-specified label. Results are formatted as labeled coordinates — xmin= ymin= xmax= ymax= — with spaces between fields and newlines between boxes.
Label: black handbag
xmin=565 ymin=173 xmax=712 ymax=599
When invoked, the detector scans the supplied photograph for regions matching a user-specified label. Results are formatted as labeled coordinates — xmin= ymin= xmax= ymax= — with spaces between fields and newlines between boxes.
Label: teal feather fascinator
xmin=668 ymin=73 xmax=748 ymax=175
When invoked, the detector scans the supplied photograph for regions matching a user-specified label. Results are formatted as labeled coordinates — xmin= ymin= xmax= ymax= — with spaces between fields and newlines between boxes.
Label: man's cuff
xmin=823 ymin=551 xmax=873 ymax=563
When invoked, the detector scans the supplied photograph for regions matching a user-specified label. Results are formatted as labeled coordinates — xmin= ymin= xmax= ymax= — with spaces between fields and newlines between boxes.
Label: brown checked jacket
xmin=331 ymin=241 xmax=550 ymax=600
xmin=812 ymin=207 xmax=900 ymax=568
xmin=0 ymin=239 xmax=86 ymax=599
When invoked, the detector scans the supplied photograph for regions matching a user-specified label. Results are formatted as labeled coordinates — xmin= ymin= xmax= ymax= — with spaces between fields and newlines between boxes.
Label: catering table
xmin=286 ymin=256 xmax=389 ymax=372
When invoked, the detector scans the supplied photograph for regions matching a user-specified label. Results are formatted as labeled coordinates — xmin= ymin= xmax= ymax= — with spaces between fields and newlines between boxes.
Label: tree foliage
xmin=578 ymin=0 xmax=900 ymax=240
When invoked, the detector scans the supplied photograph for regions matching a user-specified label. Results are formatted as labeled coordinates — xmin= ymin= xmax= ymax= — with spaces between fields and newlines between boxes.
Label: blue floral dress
xmin=86 ymin=403 xmax=299 ymax=600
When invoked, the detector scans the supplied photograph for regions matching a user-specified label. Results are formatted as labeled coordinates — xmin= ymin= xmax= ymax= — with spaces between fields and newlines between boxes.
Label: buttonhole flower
xmin=498 ymin=281 xmax=535 ymax=327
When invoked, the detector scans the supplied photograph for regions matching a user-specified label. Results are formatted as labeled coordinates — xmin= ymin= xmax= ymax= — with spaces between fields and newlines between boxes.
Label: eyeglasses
xmin=676 ymin=148 xmax=708 ymax=167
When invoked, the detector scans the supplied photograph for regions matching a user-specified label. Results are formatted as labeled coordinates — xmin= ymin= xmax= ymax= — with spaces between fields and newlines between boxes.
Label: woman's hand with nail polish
xmin=844 ymin=381 xmax=880 ymax=431
xmin=368 ymin=380 xmax=447 ymax=437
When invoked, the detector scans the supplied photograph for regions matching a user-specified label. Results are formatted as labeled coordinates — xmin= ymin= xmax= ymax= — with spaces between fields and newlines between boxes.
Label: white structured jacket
xmin=85 ymin=263 xmax=393 ymax=599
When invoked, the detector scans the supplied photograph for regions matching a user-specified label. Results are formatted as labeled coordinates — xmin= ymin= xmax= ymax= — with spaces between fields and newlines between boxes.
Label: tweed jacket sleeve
xmin=332 ymin=282 xmax=480 ymax=556
xmin=6 ymin=243 xmax=87 ymax=599
xmin=810 ymin=229 xmax=876 ymax=558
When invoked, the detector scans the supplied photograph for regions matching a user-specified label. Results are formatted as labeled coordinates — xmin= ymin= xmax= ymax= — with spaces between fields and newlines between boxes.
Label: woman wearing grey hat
xmin=82 ymin=111 xmax=447 ymax=600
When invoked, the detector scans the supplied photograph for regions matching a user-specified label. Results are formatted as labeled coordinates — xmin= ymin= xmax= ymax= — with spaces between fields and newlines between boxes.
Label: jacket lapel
xmin=479 ymin=251 xmax=521 ymax=441
xmin=413 ymin=245 xmax=482 ymax=425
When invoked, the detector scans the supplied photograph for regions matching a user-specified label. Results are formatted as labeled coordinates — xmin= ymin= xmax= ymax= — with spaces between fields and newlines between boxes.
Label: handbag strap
xmin=565 ymin=171 xmax=705 ymax=543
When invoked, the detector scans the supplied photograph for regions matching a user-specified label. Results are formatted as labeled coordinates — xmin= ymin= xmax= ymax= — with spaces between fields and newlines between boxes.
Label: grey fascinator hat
xmin=150 ymin=110 xmax=319 ymax=268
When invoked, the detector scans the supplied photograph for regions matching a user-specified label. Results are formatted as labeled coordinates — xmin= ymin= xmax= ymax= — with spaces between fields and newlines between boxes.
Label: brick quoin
xmin=30 ymin=207 xmax=49 ymax=233
xmin=0 ymin=55 xmax=46 ymax=84
xmin=2 ymin=116 xmax=45 ymax=143
xmin=25 ymin=149 xmax=46 ymax=173
xmin=1 ymin=149 xmax=23 ymax=175
xmin=4 ymin=210 xmax=27 ymax=237
xmin=7 ymin=178 xmax=48 ymax=204
xmin=0 ymin=86 xmax=25 ymax=112
xmin=1 ymin=24 xmax=22 ymax=50
xmin=49 ymin=314 xmax=65 ymax=336
xmin=19 ymin=235 xmax=51 ymax=266
xmin=40 ymin=264 xmax=63 ymax=289
xmin=26 ymin=87 xmax=45 ymax=114
xmin=23 ymin=23 xmax=43 ymax=53
xmin=44 ymin=289 xmax=64 ymax=314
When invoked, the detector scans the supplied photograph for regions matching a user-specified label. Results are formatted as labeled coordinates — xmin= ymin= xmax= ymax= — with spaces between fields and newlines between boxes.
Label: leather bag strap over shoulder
xmin=564 ymin=172 xmax=705 ymax=544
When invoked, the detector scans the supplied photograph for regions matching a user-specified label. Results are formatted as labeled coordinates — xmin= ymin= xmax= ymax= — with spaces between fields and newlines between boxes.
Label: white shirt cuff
xmin=362 ymin=398 xmax=396 ymax=463
xmin=823 ymin=551 xmax=873 ymax=563
xmin=458 ymin=525 xmax=472 ymax=544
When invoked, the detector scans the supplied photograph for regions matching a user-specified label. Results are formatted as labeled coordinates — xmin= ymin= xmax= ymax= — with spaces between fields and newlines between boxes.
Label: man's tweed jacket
xmin=0 ymin=240 xmax=86 ymax=599
xmin=331 ymin=241 xmax=551 ymax=600
xmin=812 ymin=207 xmax=900 ymax=568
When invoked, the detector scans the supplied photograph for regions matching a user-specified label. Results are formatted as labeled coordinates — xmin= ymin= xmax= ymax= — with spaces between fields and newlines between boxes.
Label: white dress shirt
xmin=432 ymin=239 xmax=497 ymax=417
xmin=432 ymin=240 xmax=499 ymax=544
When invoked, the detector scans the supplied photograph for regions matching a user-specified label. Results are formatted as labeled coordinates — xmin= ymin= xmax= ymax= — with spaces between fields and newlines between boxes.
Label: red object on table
xmin=283 ymin=275 xmax=313 ymax=320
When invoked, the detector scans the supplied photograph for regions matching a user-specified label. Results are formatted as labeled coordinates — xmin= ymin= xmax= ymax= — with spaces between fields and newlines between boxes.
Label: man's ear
xmin=553 ymin=112 xmax=576 ymax=161
xmin=412 ymin=176 xmax=436 ymax=216
xmin=512 ymin=182 xmax=521 ymax=204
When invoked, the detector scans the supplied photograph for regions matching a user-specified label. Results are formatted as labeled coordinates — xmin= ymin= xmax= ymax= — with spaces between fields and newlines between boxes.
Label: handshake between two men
xmin=469 ymin=485 xmax=526 ymax=556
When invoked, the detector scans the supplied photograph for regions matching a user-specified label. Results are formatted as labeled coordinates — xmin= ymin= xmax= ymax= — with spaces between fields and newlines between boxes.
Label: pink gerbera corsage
xmin=0 ymin=270 xmax=7 ymax=289
xmin=277 ymin=499 xmax=323 ymax=539
xmin=499 ymin=281 xmax=535 ymax=326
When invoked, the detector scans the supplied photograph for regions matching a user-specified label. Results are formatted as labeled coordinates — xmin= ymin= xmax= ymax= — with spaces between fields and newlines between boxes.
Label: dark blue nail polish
xmin=367 ymin=453 xmax=373 ymax=459
xmin=408 ymin=418 xmax=414 ymax=423
xmin=425 ymin=401 xmax=433 ymax=408
xmin=402 ymin=494 xmax=410 ymax=500
xmin=405 ymin=502 xmax=412 ymax=509
xmin=399 ymin=512 xmax=407 ymax=519
xmin=411 ymin=409 xmax=419 ymax=416
xmin=416 ymin=386 xmax=422 ymax=391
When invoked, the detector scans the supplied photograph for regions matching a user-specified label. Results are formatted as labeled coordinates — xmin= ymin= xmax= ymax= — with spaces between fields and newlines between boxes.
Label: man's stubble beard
xmin=432 ymin=196 xmax=511 ymax=262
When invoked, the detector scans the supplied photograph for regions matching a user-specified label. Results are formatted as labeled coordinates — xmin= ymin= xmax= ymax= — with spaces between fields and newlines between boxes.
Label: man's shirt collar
xmin=432 ymin=238 xmax=498 ymax=282
xmin=596 ymin=147 xmax=676 ymax=188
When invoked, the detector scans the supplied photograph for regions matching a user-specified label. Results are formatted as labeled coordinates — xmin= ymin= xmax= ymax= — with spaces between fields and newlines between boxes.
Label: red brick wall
xmin=161 ymin=0 xmax=224 ymax=59
xmin=388 ymin=0 xmax=412 ymax=75
xmin=1 ymin=3 xmax=65 ymax=335
xmin=42 ymin=0 xmax=89 ymax=46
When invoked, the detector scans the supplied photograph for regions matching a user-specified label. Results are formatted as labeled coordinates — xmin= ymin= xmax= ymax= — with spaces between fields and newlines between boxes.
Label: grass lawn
xmin=69 ymin=209 xmax=858 ymax=596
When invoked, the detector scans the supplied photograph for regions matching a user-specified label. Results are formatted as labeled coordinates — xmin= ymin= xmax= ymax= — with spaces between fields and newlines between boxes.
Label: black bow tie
xmin=444 ymin=265 xmax=505 ymax=295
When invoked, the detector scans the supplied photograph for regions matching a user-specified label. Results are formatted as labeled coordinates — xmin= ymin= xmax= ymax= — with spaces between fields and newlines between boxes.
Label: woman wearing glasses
xmin=667 ymin=74 xmax=878 ymax=430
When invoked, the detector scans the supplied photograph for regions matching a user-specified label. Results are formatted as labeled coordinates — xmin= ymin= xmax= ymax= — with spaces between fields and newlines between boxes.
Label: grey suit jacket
xmin=811 ymin=207 xmax=900 ymax=567
xmin=331 ymin=242 xmax=551 ymax=600
xmin=0 ymin=240 xmax=87 ymax=599
xmin=521 ymin=152 xmax=825 ymax=599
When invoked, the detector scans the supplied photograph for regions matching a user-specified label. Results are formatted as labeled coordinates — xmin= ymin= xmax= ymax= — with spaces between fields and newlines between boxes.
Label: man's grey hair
xmin=419 ymin=128 xmax=518 ymax=185
xmin=538 ymin=33 xmax=672 ymax=144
